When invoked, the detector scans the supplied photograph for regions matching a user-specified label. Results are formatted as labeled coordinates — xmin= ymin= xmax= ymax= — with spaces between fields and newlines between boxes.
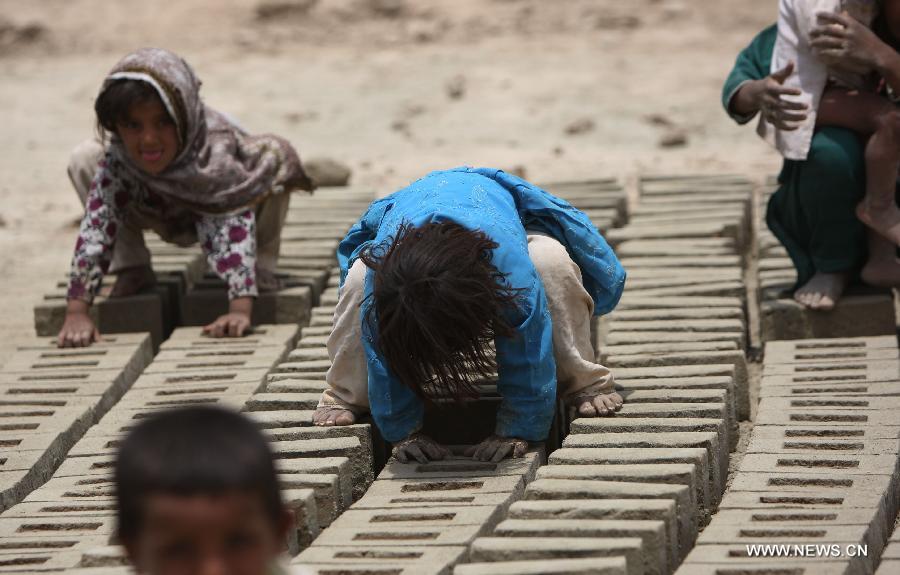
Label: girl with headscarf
xmin=58 ymin=48 xmax=314 ymax=347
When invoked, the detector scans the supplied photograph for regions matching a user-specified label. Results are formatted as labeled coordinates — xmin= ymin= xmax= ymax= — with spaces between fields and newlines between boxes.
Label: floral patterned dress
xmin=67 ymin=154 xmax=258 ymax=303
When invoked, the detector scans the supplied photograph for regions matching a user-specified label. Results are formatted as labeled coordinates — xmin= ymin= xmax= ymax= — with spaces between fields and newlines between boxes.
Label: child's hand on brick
xmin=391 ymin=433 xmax=451 ymax=464
xmin=57 ymin=300 xmax=101 ymax=348
xmin=203 ymin=296 xmax=252 ymax=338
xmin=465 ymin=435 xmax=529 ymax=462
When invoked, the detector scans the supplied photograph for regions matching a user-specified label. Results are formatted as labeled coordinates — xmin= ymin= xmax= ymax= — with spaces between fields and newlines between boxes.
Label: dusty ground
xmin=0 ymin=0 xmax=781 ymax=363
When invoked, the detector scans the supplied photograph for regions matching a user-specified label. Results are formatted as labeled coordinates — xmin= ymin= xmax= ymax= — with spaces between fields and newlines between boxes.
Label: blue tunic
xmin=337 ymin=167 xmax=626 ymax=442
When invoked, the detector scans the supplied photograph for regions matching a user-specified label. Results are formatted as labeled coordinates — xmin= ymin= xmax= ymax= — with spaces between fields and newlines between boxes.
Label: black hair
xmin=94 ymin=79 xmax=166 ymax=134
xmin=114 ymin=405 xmax=284 ymax=542
xmin=359 ymin=221 xmax=522 ymax=404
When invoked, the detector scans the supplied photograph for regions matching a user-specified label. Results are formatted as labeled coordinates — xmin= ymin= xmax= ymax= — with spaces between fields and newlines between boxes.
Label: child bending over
xmin=762 ymin=0 xmax=900 ymax=307
xmin=59 ymin=48 xmax=314 ymax=348
xmin=115 ymin=406 xmax=292 ymax=574
xmin=312 ymin=168 xmax=626 ymax=463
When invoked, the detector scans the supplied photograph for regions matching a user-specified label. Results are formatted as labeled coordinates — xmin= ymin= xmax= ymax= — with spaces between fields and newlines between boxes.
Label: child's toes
xmin=578 ymin=400 xmax=598 ymax=417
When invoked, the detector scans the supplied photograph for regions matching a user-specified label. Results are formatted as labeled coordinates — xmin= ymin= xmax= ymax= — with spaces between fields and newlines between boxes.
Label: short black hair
xmin=95 ymin=78 xmax=164 ymax=133
xmin=114 ymin=405 xmax=285 ymax=541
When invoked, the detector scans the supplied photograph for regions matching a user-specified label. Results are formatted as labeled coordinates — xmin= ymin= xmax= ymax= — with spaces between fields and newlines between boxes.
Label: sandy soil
xmin=0 ymin=0 xmax=781 ymax=364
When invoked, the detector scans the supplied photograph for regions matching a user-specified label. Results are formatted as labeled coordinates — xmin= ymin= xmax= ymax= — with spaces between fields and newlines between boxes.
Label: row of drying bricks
xmin=676 ymin=334 xmax=900 ymax=575
xmin=0 ymin=181 xmax=627 ymax=572
xmin=280 ymin=176 xmax=758 ymax=574
xmin=0 ymin=192 xmax=382 ymax=571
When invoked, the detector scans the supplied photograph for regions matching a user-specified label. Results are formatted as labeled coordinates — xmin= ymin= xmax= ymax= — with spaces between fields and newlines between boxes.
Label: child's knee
xmin=528 ymin=235 xmax=580 ymax=283
xmin=67 ymin=139 xmax=105 ymax=199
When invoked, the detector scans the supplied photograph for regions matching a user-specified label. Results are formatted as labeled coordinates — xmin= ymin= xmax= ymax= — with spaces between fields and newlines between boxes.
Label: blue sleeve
xmin=472 ymin=168 xmax=626 ymax=316
xmin=361 ymin=267 xmax=425 ymax=443
xmin=337 ymin=198 xmax=392 ymax=287
xmin=494 ymin=279 xmax=557 ymax=442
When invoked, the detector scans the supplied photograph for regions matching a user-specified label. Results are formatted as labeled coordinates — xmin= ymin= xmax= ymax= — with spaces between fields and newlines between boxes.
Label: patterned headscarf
xmin=101 ymin=47 xmax=314 ymax=214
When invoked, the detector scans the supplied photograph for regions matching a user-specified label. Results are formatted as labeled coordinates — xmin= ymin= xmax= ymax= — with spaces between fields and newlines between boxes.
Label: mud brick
xmin=292 ymin=337 xmax=330 ymax=350
xmin=755 ymin=395 xmax=900 ymax=412
xmin=286 ymin=348 xmax=330 ymax=362
xmin=726 ymin=471 xmax=896 ymax=515
xmin=760 ymin=293 xmax=896 ymax=341
xmin=161 ymin=324 xmax=299 ymax=347
xmin=762 ymin=358 xmax=899 ymax=377
xmin=764 ymin=339 xmax=899 ymax=365
xmin=34 ymin=292 xmax=167 ymax=350
xmin=1 ymin=498 xmax=117 ymax=518
xmin=748 ymin=423 xmax=900 ymax=441
xmin=362 ymin=475 xmax=526 ymax=511
xmin=523 ymin=479 xmax=696 ymax=554
xmin=674 ymin=562 xmax=848 ymax=575
xmin=351 ymin=491 xmax=516 ymax=511
xmin=455 ymin=557 xmax=628 ymax=575
xmin=606 ymin=317 xmax=745 ymax=337
xmin=760 ymin=370 xmax=900 ymax=389
xmin=143 ymin=353 xmax=280 ymax=372
xmin=153 ymin=344 xmax=286 ymax=363
xmin=247 ymin=410 xmax=318 ymax=431
xmin=300 ymin=325 xmax=332 ymax=337
xmin=569 ymin=417 xmax=727 ymax=450
xmin=615 ymin=239 xmax=737 ymax=259
xmin=311 ymin=523 xmax=485 ymax=547
xmin=747 ymin=435 xmax=899 ymax=456
xmin=758 ymin=380 xmax=900 ymax=398
xmin=245 ymin=392 xmax=321 ymax=411
xmin=602 ymin=341 xmax=740 ymax=358
xmin=279 ymin=457 xmax=353 ymax=510
xmin=621 ymin=253 xmax=740 ymax=268
xmin=619 ymin=278 xmax=745 ymax=299
xmin=0 ymin=550 xmax=99 ymax=572
xmin=125 ymin=380 xmax=262 ymax=400
xmin=1 ymin=346 xmax=151 ymax=375
xmin=329 ymin=505 xmax=502 ymax=534
xmin=264 ymin=426 xmax=373 ymax=493
xmin=265 ymin=379 xmax=328 ymax=394
xmin=0 ymin=515 xmax=116 ymax=538
xmin=293 ymin=545 xmax=465 ymax=573
xmin=471 ymin=537 xmax=643 ymax=575
xmin=549 ymin=447 xmax=718 ymax=505
xmin=507 ymin=499 xmax=676 ymax=562
xmin=536 ymin=463 xmax=705 ymax=513
xmin=492 ymin=518 xmax=670 ymax=574
xmin=180 ymin=285 xmax=312 ymax=326
xmin=605 ymin=222 xmax=742 ymax=247
xmin=617 ymin=389 xmax=733 ymax=428
xmin=128 ymin=370 xmax=266 ymax=391
xmin=278 ymin=473 xmax=342 ymax=528
xmin=606 ymin=331 xmax=742 ymax=347
xmin=737 ymin=453 xmax=898 ymax=477
xmin=754 ymin=406 xmax=900 ymax=428
xmin=377 ymin=451 xmax=541 ymax=483
xmin=616 ymin=295 xmax=743 ymax=312
xmin=274 ymin=359 xmax=333 ymax=374
xmin=563 ymin=431 xmax=725 ymax=497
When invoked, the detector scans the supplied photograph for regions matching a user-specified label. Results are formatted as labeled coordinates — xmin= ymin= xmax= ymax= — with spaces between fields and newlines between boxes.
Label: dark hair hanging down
xmin=95 ymin=79 xmax=164 ymax=134
xmin=114 ymin=405 xmax=284 ymax=541
xmin=360 ymin=221 xmax=522 ymax=403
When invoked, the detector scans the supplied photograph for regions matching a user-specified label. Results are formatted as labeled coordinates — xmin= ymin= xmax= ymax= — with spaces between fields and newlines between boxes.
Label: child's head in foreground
xmin=114 ymin=406 xmax=291 ymax=575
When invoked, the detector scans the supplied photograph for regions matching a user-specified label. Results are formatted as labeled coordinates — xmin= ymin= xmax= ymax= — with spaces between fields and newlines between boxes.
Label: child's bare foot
xmin=313 ymin=406 xmax=356 ymax=426
xmin=856 ymin=201 xmax=900 ymax=246
xmin=109 ymin=265 xmax=156 ymax=298
xmin=574 ymin=391 xmax=623 ymax=417
xmin=793 ymin=271 xmax=849 ymax=310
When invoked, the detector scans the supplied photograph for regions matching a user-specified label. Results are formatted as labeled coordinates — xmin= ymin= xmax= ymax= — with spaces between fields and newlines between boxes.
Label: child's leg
xmin=255 ymin=191 xmax=291 ymax=291
xmin=818 ymin=88 xmax=900 ymax=245
xmin=861 ymin=229 xmax=900 ymax=286
xmin=67 ymin=140 xmax=153 ymax=292
xmin=314 ymin=258 xmax=370 ymax=426
xmin=526 ymin=232 xmax=621 ymax=417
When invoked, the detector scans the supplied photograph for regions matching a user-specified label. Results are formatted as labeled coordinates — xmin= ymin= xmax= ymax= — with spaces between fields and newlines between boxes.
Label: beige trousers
xmin=318 ymin=232 xmax=615 ymax=413
xmin=67 ymin=139 xmax=290 ymax=274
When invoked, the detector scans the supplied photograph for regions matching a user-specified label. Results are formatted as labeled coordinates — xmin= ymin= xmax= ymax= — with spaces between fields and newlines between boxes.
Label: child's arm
xmin=723 ymin=24 xmax=779 ymax=123
xmin=58 ymin=159 xmax=128 ymax=347
xmin=196 ymin=210 xmax=257 ymax=337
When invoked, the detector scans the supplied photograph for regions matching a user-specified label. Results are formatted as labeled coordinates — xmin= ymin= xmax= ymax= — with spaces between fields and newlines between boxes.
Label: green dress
xmin=722 ymin=25 xmax=867 ymax=289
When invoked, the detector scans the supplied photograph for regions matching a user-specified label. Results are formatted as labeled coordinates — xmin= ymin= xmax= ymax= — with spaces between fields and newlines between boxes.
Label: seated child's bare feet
xmin=313 ymin=405 xmax=357 ymax=426
xmin=573 ymin=391 xmax=623 ymax=417
xmin=793 ymin=271 xmax=849 ymax=310
xmin=856 ymin=201 xmax=900 ymax=246
xmin=109 ymin=265 xmax=156 ymax=298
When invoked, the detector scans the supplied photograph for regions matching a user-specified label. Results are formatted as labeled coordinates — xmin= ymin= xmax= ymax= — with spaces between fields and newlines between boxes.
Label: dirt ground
xmin=0 ymin=0 xmax=781 ymax=363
